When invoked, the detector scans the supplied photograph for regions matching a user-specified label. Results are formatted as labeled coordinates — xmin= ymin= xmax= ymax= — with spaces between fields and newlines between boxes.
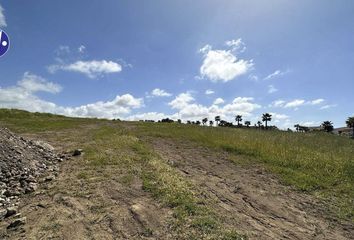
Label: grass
xmin=0 ymin=108 xmax=352 ymax=231
xmin=135 ymin=122 xmax=354 ymax=220
xmin=0 ymin=109 xmax=243 ymax=238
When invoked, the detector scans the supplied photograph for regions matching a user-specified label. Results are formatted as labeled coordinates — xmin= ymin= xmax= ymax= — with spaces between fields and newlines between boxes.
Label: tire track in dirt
xmin=151 ymin=137 xmax=353 ymax=240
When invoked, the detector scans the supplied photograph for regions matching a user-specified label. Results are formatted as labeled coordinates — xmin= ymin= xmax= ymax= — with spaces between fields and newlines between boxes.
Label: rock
xmin=44 ymin=175 xmax=55 ymax=182
xmin=5 ymin=207 xmax=17 ymax=218
xmin=72 ymin=149 xmax=83 ymax=156
xmin=25 ymin=182 xmax=38 ymax=193
xmin=7 ymin=217 xmax=26 ymax=229
xmin=0 ymin=127 xmax=61 ymax=210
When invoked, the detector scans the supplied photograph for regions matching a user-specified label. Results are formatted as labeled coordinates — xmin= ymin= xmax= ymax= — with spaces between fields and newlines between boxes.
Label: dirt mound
xmin=0 ymin=127 xmax=65 ymax=220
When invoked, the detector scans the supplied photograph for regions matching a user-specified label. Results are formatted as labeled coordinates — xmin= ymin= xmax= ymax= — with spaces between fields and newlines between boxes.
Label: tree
xmin=346 ymin=116 xmax=354 ymax=138
xmin=235 ymin=115 xmax=243 ymax=126
xmin=202 ymin=118 xmax=208 ymax=126
xmin=177 ymin=119 xmax=182 ymax=124
xmin=196 ymin=120 xmax=201 ymax=125
xmin=294 ymin=124 xmax=300 ymax=132
xmin=257 ymin=121 xmax=262 ymax=128
xmin=321 ymin=121 xmax=334 ymax=133
xmin=215 ymin=116 xmax=221 ymax=126
xmin=244 ymin=121 xmax=251 ymax=127
xmin=262 ymin=113 xmax=272 ymax=129
xmin=209 ymin=120 xmax=214 ymax=126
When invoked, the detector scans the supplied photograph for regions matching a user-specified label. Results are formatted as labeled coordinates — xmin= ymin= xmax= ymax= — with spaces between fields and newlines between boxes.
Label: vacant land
xmin=0 ymin=109 xmax=353 ymax=239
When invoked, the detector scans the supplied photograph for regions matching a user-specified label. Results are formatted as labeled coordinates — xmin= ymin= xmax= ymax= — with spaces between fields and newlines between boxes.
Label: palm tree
xmin=209 ymin=120 xmax=214 ymax=126
xmin=262 ymin=113 xmax=272 ymax=129
xmin=257 ymin=121 xmax=262 ymax=128
xmin=321 ymin=121 xmax=334 ymax=133
xmin=215 ymin=116 xmax=221 ymax=126
xmin=244 ymin=121 xmax=251 ymax=127
xmin=202 ymin=118 xmax=208 ymax=126
xmin=346 ymin=116 xmax=354 ymax=138
xmin=235 ymin=115 xmax=242 ymax=126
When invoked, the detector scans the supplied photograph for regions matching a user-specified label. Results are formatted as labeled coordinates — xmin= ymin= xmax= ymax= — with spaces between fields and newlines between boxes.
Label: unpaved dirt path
xmin=151 ymin=138 xmax=354 ymax=240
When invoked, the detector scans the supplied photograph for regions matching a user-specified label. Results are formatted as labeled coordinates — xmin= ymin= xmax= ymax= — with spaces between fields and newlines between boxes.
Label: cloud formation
xmin=168 ymin=92 xmax=261 ymax=121
xmin=0 ymin=73 xmax=143 ymax=119
xmin=151 ymin=88 xmax=172 ymax=97
xmin=213 ymin=98 xmax=225 ymax=105
xmin=49 ymin=60 xmax=122 ymax=79
xmin=264 ymin=69 xmax=289 ymax=80
xmin=199 ymin=39 xmax=253 ymax=82
xmin=269 ymin=98 xmax=326 ymax=109
xmin=18 ymin=72 xmax=62 ymax=94
xmin=205 ymin=89 xmax=215 ymax=95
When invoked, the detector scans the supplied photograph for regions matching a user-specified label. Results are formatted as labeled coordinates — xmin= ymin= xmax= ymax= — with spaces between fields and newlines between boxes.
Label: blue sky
xmin=0 ymin=0 xmax=353 ymax=128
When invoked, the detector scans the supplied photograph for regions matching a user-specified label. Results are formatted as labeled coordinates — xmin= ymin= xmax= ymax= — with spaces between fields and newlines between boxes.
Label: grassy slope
xmin=0 ymin=108 xmax=353 ymax=222
xmin=0 ymin=109 xmax=243 ymax=239
xmin=135 ymin=122 xmax=354 ymax=220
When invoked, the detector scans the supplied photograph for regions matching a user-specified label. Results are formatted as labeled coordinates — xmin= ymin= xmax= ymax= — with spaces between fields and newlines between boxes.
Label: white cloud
xmin=0 ymin=4 xmax=7 ymax=27
xmin=213 ymin=98 xmax=225 ymax=105
xmin=269 ymin=100 xmax=286 ymax=108
xmin=168 ymin=93 xmax=261 ymax=121
xmin=320 ymin=104 xmax=337 ymax=110
xmin=270 ymin=98 xmax=327 ymax=109
xmin=264 ymin=69 xmax=289 ymax=80
xmin=310 ymin=98 xmax=324 ymax=105
xmin=168 ymin=92 xmax=195 ymax=109
xmin=199 ymin=42 xmax=253 ymax=82
xmin=270 ymin=112 xmax=289 ymax=123
xmin=205 ymin=89 xmax=215 ymax=95
xmin=223 ymin=97 xmax=261 ymax=117
xmin=284 ymin=99 xmax=306 ymax=108
xmin=0 ymin=73 xmax=143 ymax=119
xmin=127 ymin=112 xmax=176 ymax=121
xmin=18 ymin=72 xmax=62 ymax=94
xmin=48 ymin=60 xmax=122 ymax=78
xmin=64 ymin=94 xmax=143 ymax=119
xmin=151 ymin=88 xmax=172 ymax=97
xmin=225 ymin=38 xmax=246 ymax=52
xmin=268 ymin=85 xmax=278 ymax=94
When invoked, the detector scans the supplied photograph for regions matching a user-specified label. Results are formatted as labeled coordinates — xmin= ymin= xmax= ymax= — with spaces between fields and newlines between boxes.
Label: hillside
xmin=0 ymin=109 xmax=353 ymax=239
